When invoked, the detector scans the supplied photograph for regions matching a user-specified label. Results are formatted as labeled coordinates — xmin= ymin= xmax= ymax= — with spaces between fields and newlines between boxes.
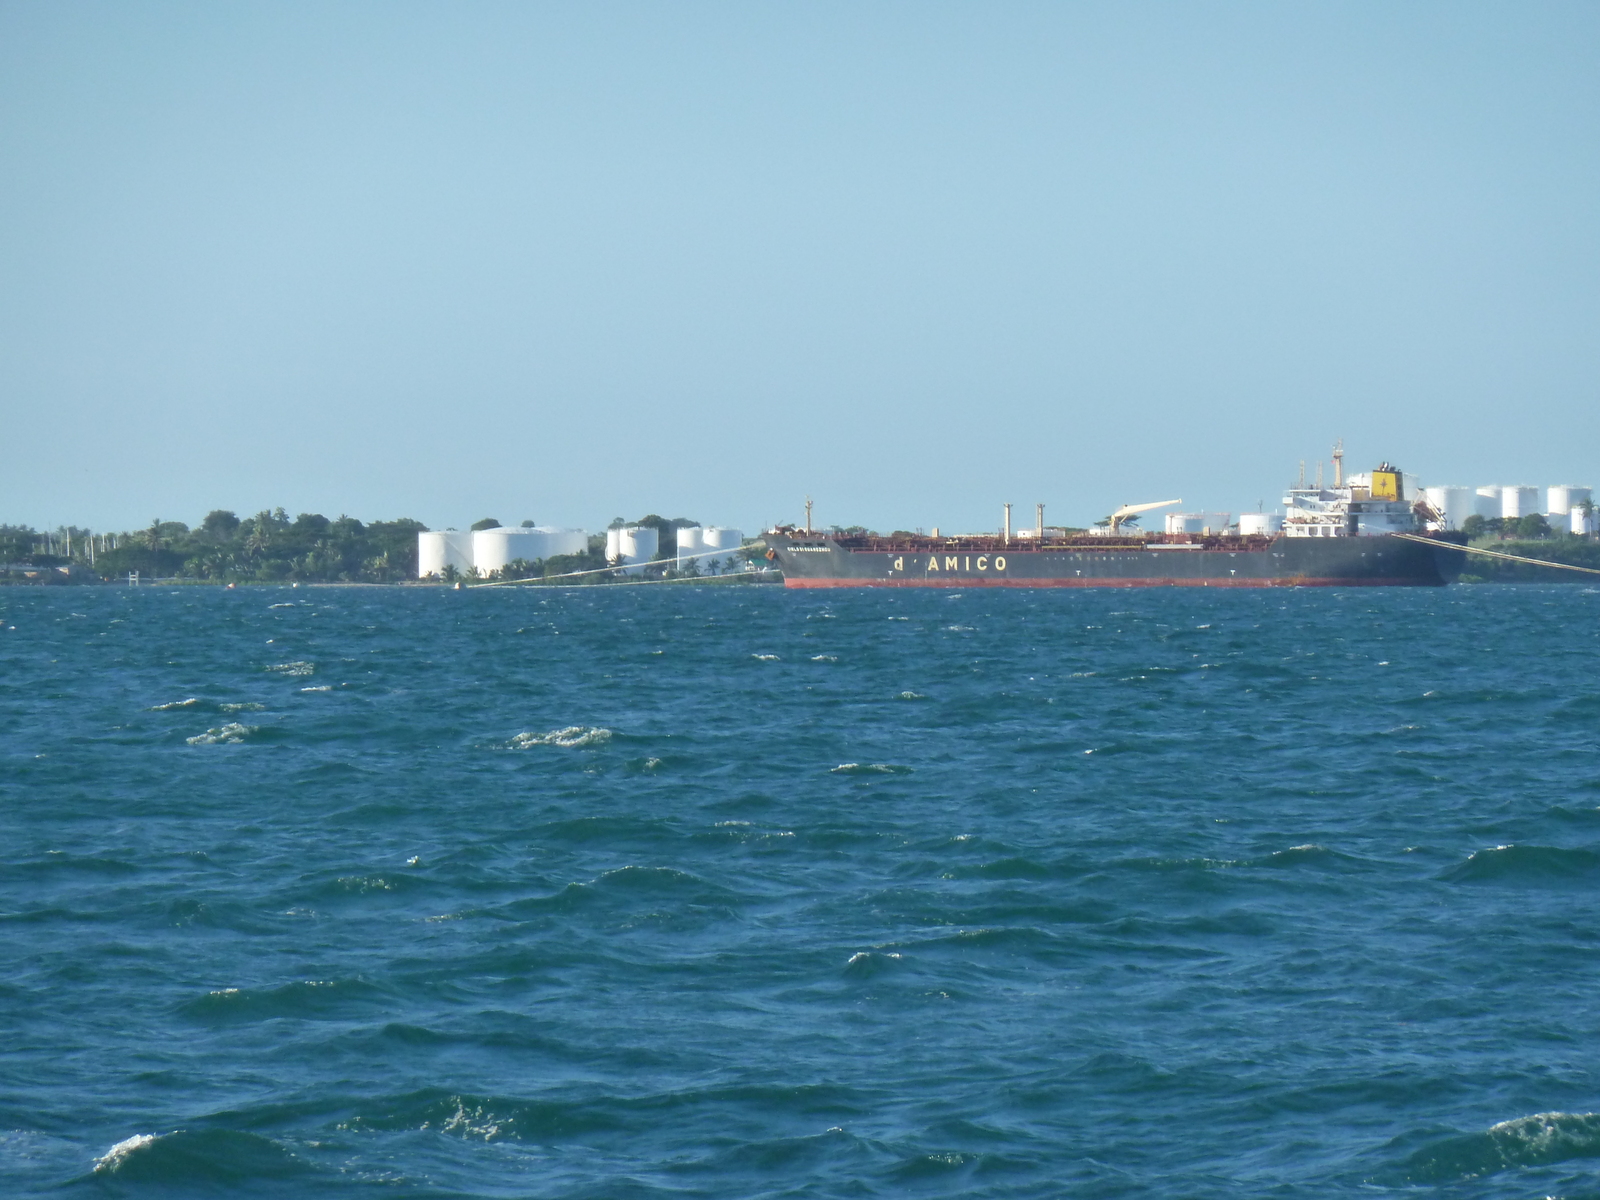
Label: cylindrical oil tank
xmin=417 ymin=531 xmax=448 ymax=578
xmin=612 ymin=527 xmax=658 ymax=574
xmin=701 ymin=527 xmax=742 ymax=550
xmin=1424 ymin=486 xmax=1475 ymax=530
xmin=1573 ymin=507 xmax=1596 ymax=536
xmin=532 ymin=527 xmax=588 ymax=558
xmin=473 ymin=527 xmax=541 ymax=574
xmin=1500 ymin=486 xmax=1538 ymax=520
xmin=417 ymin=530 xmax=474 ymax=578
xmin=605 ymin=528 xmax=623 ymax=563
xmin=1165 ymin=513 xmax=1206 ymax=535
xmin=1239 ymin=513 xmax=1284 ymax=537
xmin=1547 ymin=486 xmax=1592 ymax=515
xmin=675 ymin=526 xmax=704 ymax=562
xmin=1475 ymin=487 xmax=1501 ymax=518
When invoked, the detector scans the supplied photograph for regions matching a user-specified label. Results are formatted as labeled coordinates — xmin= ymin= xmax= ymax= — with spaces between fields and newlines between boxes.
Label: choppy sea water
xmin=4 ymin=582 xmax=1600 ymax=1198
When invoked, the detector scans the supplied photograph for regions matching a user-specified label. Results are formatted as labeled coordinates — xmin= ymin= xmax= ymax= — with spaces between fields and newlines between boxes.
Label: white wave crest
xmin=149 ymin=698 xmax=200 ymax=711
xmin=186 ymin=723 xmax=255 ymax=746
xmin=94 ymin=1132 xmax=158 ymax=1172
xmin=266 ymin=661 xmax=315 ymax=676
xmin=509 ymin=726 xmax=613 ymax=749
xmin=219 ymin=702 xmax=265 ymax=713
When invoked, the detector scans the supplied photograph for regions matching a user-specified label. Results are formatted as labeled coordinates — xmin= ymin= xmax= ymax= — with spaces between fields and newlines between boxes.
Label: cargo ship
xmin=765 ymin=464 xmax=1467 ymax=588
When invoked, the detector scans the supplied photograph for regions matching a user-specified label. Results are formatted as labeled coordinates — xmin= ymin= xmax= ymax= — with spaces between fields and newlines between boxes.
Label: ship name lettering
xmin=976 ymin=556 xmax=988 ymax=570
xmin=994 ymin=556 xmax=1006 ymax=570
xmin=892 ymin=557 xmax=904 ymax=571
xmin=946 ymin=556 xmax=958 ymax=570
xmin=927 ymin=556 xmax=938 ymax=572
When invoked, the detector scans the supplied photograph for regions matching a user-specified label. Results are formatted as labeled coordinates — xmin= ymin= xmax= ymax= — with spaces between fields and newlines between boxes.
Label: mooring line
xmin=1392 ymin=533 xmax=1600 ymax=577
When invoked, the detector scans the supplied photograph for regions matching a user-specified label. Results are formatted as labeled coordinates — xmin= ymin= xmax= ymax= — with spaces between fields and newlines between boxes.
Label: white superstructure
xmin=1282 ymin=464 xmax=1423 ymax=538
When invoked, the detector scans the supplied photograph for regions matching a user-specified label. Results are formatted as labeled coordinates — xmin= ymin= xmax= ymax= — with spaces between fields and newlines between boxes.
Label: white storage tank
xmin=675 ymin=526 xmax=704 ymax=566
xmin=701 ymin=527 xmax=742 ymax=550
xmin=417 ymin=530 xmax=473 ymax=578
xmin=1500 ymin=486 xmax=1539 ymax=520
xmin=1573 ymin=507 xmax=1596 ymax=536
xmin=1239 ymin=513 xmax=1284 ymax=537
xmin=1165 ymin=513 xmax=1205 ymax=535
xmin=472 ymin=527 xmax=545 ymax=574
xmin=608 ymin=526 xmax=658 ymax=574
xmin=1475 ymin=487 xmax=1501 ymax=519
xmin=1547 ymin=486 xmax=1592 ymax=516
xmin=528 ymin=527 xmax=588 ymax=559
xmin=1424 ymin=486 xmax=1475 ymax=531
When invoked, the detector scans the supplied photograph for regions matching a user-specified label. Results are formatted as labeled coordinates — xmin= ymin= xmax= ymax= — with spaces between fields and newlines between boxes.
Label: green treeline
xmin=1459 ymin=535 xmax=1600 ymax=583
xmin=2 ymin=510 xmax=425 ymax=582
xmin=1 ymin=510 xmax=763 ymax=585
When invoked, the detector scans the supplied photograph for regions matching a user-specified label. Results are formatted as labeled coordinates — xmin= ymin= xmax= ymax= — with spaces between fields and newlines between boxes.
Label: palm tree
xmin=245 ymin=512 xmax=272 ymax=559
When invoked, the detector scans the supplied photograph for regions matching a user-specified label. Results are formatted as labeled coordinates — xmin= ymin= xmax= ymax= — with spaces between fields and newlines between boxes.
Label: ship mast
xmin=1332 ymin=439 xmax=1344 ymax=488
xmin=805 ymin=496 xmax=812 ymax=534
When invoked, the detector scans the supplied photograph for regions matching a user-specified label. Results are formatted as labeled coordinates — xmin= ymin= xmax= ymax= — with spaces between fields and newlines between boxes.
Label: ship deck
xmin=775 ymin=531 xmax=1275 ymax=553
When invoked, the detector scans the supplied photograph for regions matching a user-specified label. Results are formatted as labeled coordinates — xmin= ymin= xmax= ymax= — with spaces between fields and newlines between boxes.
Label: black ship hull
xmin=766 ymin=531 xmax=1467 ymax=588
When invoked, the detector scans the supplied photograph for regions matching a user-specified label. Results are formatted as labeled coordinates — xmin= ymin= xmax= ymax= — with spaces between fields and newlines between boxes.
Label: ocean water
xmin=4 ymin=582 xmax=1600 ymax=1198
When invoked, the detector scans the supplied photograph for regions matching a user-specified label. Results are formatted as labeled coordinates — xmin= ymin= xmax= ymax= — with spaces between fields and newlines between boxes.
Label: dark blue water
xmin=4 ymin=583 xmax=1600 ymax=1198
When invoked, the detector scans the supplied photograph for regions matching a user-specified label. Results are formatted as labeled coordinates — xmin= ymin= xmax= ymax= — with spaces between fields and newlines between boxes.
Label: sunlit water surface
xmin=4 ymin=583 xmax=1600 ymax=1198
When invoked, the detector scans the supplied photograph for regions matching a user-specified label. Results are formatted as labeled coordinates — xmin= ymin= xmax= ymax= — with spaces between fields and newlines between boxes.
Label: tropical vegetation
xmin=2 ymin=511 xmax=425 ymax=582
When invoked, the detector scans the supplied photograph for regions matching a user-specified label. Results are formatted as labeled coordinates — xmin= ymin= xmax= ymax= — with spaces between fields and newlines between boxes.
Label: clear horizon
xmin=3 ymin=2 xmax=1597 ymax=534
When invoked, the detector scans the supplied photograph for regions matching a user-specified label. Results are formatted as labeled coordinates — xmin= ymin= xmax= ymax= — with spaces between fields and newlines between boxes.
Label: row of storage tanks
xmin=1421 ymin=485 xmax=1593 ymax=533
xmin=603 ymin=526 xmax=744 ymax=575
xmin=417 ymin=527 xmax=590 ymax=578
xmin=417 ymin=525 xmax=746 ymax=577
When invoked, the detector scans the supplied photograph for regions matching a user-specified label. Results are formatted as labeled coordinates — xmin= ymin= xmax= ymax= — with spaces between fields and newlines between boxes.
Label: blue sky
xmin=2 ymin=2 xmax=1596 ymax=534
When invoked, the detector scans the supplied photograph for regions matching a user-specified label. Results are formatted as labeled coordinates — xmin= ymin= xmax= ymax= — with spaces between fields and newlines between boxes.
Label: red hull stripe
xmin=783 ymin=577 xmax=1433 ymax=589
